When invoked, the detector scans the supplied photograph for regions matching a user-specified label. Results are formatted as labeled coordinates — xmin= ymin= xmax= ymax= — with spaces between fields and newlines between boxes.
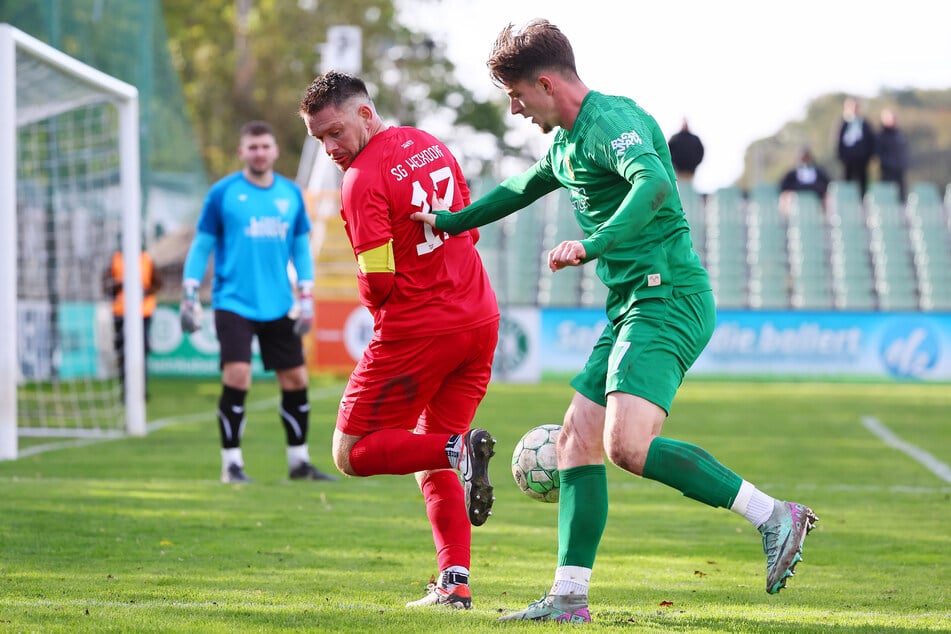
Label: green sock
xmin=557 ymin=464 xmax=608 ymax=569
xmin=642 ymin=437 xmax=742 ymax=508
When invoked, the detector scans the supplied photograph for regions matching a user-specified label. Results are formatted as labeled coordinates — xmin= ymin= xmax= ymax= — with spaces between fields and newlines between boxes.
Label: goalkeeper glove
xmin=180 ymin=280 xmax=203 ymax=333
xmin=293 ymin=283 xmax=314 ymax=337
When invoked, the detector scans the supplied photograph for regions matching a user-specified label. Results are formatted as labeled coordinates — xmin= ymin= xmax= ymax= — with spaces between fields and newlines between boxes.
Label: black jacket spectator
xmin=836 ymin=97 xmax=876 ymax=196
xmin=876 ymin=108 xmax=909 ymax=201
xmin=667 ymin=118 xmax=704 ymax=181
xmin=780 ymin=148 xmax=831 ymax=198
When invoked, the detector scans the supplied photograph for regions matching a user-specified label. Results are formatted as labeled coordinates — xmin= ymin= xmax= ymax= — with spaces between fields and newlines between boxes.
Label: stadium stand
xmin=908 ymin=183 xmax=951 ymax=311
xmin=706 ymin=186 xmax=748 ymax=308
xmin=306 ymin=175 xmax=949 ymax=313
xmin=459 ymin=179 xmax=951 ymax=312
xmin=679 ymin=181 xmax=706 ymax=265
xmin=866 ymin=182 xmax=918 ymax=311
xmin=746 ymin=184 xmax=789 ymax=309
xmin=786 ymin=191 xmax=834 ymax=309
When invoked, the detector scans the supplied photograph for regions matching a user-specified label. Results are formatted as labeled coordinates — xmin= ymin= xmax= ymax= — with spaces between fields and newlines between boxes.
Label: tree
xmin=161 ymin=0 xmax=512 ymax=182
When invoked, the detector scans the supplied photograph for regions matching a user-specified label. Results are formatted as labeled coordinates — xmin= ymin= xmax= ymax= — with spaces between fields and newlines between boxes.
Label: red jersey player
xmin=299 ymin=71 xmax=500 ymax=610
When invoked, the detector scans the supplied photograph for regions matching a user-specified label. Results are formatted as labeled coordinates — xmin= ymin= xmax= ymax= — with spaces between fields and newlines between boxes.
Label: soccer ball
xmin=511 ymin=424 xmax=562 ymax=503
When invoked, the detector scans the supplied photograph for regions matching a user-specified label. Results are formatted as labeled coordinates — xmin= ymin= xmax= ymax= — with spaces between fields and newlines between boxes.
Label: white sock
xmin=221 ymin=447 xmax=243 ymax=468
xmin=439 ymin=565 xmax=469 ymax=590
xmin=550 ymin=565 xmax=590 ymax=596
xmin=446 ymin=434 xmax=463 ymax=469
xmin=286 ymin=444 xmax=310 ymax=468
xmin=731 ymin=480 xmax=776 ymax=527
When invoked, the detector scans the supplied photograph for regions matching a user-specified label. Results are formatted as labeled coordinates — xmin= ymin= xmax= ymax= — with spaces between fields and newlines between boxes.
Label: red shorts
xmin=336 ymin=320 xmax=499 ymax=436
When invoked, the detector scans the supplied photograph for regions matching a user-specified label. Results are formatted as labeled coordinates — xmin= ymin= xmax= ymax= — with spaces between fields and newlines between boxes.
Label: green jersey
xmin=437 ymin=91 xmax=710 ymax=322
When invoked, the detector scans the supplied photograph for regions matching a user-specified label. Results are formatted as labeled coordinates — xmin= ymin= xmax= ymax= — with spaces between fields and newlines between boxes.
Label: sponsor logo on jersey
xmin=570 ymin=187 xmax=589 ymax=213
xmin=611 ymin=130 xmax=643 ymax=157
xmin=245 ymin=216 xmax=290 ymax=240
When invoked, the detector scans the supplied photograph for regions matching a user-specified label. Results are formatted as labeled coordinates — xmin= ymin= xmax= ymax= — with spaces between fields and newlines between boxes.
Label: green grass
xmin=1 ymin=377 xmax=949 ymax=632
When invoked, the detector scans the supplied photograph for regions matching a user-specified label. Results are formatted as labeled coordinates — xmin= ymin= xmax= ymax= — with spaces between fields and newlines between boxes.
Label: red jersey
xmin=340 ymin=126 xmax=499 ymax=340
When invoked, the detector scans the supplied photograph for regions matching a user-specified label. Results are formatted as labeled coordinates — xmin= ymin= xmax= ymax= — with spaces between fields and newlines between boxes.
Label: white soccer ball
xmin=511 ymin=424 xmax=562 ymax=503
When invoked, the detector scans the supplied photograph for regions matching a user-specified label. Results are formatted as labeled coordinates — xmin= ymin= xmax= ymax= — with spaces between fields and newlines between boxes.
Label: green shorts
xmin=569 ymin=290 xmax=715 ymax=413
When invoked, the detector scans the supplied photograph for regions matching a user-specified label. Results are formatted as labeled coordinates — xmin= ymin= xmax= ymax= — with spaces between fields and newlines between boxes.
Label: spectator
xmin=102 ymin=246 xmax=161 ymax=400
xmin=667 ymin=117 xmax=704 ymax=183
xmin=779 ymin=147 xmax=832 ymax=215
xmin=836 ymin=97 xmax=876 ymax=196
xmin=780 ymin=147 xmax=832 ymax=197
xmin=876 ymin=108 xmax=909 ymax=202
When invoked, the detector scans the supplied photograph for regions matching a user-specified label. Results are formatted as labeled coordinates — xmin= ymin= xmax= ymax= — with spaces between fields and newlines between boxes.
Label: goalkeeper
xmin=181 ymin=120 xmax=335 ymax=484
xmin=413 ymin=19 xmax=818 ymax=622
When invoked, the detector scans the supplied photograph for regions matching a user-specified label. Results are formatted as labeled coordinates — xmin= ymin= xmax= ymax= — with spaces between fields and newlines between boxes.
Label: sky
xmin=398 ymin=0 xmax=951 ymax=192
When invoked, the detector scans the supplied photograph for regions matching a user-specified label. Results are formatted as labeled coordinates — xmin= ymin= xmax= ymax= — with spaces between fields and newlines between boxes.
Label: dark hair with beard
xmin=299 ymin=70 xmax=370 ymax=115
xmin=487 ymin=19 xmax=579 ymax=87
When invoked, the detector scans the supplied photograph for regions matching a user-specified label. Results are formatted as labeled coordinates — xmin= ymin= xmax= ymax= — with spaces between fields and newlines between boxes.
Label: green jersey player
xmin=412 ymin=18 xmax=818 ymax=623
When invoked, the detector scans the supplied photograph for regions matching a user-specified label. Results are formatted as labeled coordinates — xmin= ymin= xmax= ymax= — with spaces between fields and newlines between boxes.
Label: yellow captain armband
xmin=357 ymin=240 xmax=395 ymax=274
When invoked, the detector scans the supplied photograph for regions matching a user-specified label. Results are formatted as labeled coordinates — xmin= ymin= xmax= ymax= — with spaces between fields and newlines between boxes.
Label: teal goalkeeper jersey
xmin=187 ymin=171 xmax=311 ymax=321
xmin=437 ymin=91 xmax=710 ymax=322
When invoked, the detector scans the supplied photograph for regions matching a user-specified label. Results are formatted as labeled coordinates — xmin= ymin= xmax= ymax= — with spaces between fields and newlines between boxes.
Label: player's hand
xmin=180 ymin=281 xmax=203 ymax=333
xmin=409 ymin=193 xmax=450 ymax=227
xmin=292 ymin=286 xmax=314 ymax=337
xmin=409 ymin=211 xmax=438 ymax=227
xmin=548 ymin=240 xmax=586 ymax=271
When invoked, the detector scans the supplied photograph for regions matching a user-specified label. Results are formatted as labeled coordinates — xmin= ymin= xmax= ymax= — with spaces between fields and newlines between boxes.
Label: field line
xmin=861 ymin=416 xmax=951 ymax=483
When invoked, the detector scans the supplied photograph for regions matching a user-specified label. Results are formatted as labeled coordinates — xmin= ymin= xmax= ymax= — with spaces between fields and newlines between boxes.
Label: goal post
xmin=0 ymin=24 xmax=145 ymax=460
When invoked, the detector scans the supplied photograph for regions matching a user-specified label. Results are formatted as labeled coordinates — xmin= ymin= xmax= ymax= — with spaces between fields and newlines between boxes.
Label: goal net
xmin=0 ymin=24 xmax=146 ymax=460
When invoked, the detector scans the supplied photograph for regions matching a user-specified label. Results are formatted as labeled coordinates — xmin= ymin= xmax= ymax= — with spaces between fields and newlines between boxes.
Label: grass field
xmin=1 ymin=376 xmax=949 ymax=633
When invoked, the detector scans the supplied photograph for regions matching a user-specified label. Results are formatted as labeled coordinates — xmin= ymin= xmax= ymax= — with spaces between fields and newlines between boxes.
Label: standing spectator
xmin=298 ymin=71 xmax=500 ymax=610
xmin=180 ymin=120 xmax=336 ymax=484
xmin=836 ymin=97 xmax=876 ymax=197
xmin=413 ymin=19 xmax=818 ymax=623
xmin=102 ymin=246 xmax=162 ymax=400
xmin=876 ymin=108 xmax=909 ymax=202
xmin=667 ymin=117 xmax=705 ymax=183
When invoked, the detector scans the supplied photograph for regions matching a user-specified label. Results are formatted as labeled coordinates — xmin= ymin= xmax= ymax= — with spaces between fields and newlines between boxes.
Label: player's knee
xmin=557 ymin=422 xmax=602 ymax=464
xmin=604 ymin=430 xmax=650 ymax=476
xmin=331 ymin=439 xmax=360 ymax=477
xmin=332 ymin=450 xmax=359 ymax=477
xmin=277 ymin=365 xmax=308 ymax=391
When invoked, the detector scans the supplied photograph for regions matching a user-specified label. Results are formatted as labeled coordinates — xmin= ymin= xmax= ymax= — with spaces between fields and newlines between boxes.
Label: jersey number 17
xmin=413 ymin=166 xmax=454 ymax=256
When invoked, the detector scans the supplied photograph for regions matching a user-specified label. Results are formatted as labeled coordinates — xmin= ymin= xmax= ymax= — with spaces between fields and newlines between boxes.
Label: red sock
xmin=421 ymin=470 xmax=470 ymax=572
xmin=349 ymin=429 xmax=453 ymax=476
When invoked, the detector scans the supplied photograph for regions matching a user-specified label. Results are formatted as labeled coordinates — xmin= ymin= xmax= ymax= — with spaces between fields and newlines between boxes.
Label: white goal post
xmin=0 ymin=24 xmax=145 ymax=460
